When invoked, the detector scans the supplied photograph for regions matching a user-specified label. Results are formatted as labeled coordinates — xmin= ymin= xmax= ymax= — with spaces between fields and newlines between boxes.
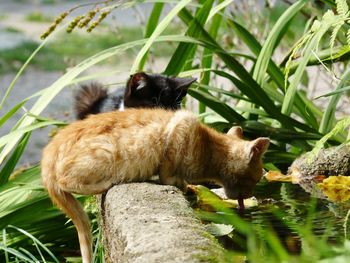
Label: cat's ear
xmin=173 ymin=77 xmax=197 ymax=92
xmin=227 ymin=126 xmax=243 ymax=139
xmin=247 ymin=138 xmax=270 ymax=161
xmin=126 ymin=72 xmax=148 ymax=94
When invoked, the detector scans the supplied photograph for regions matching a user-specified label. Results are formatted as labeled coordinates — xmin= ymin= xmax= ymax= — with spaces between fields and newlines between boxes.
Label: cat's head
xmin=124 ymin=72 xmax=196 ymax=109
xmin=221 ymin=126 xmax=270 ymax=200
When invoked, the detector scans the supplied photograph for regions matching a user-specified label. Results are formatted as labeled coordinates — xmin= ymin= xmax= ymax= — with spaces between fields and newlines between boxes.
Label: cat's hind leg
xmin=57 ymin=174 xmax=113 ymax=195
xmin=56 ymin=159 xmax=115 ymax=195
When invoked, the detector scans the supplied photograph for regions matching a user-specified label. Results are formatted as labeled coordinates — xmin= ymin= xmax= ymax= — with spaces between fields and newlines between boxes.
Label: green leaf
xmin=197 ymin=84 xmax=251 ymax=102
xmin=336 ymin=0 xmax=349 ymax=17
xmin=228 ymin=19 xmax=321 ymax=128
xmin=314 ymin=85 xmax=350 ymax=99
xmin=263 ymin=230 xmax=289 ymax=261
xmin=241 ymin=121 xmax=323 ymax=142
xmin=131 ymin=0 xmax=192 ymax=73
xmin=207 ymin=0 xmax=233 ymax=22
xmin=253 ymin=0 xmax=308 ymax=85
xmin=212 ymin=69 xmax=314 ymax=132
xmin=319 ymin=69 xmax=350 ymax=133
xmin=205 ymin=223 xmax=233 ymax=237
xmin=0 ymin=100 xmax=27 ymax=129
xmin=0 ymin=120 xmax=64 ymax=149
xmin=329 ymin=22 xmax=344 ymax=58
xmin=164 ymin=0 xmax=215 ymax=75
xmin=188 ymin=88 xmax=245 ymax=123
xmin=0 ymin=165 xmax=86 ymax=256
xmin=282 ymin=26 xmax=330 ymax=116
xmin=227 ymin=19 xmax=261 ymax=55
xmin=0 ymin=244 xmax=34 ymax=262
xmin=176 ymin=16 xmax=314 ymax=131
xmin=0 ymin=132 xmax=31 ymax=185
xmin=18 ymin=247 xmax=39 ymax=262
xmin=199 ymin=0 xmax=225 ymax=113
xmin=312 ymin=116 xmax=350 ymax=156
xmin=287 ymin=45 xmax=350 ymax=71
xmin=138 ymin=2 xmax=164 ymax=70
xmin=8 ymin=225 xmax=59 ymax=263
xmin=319 ymin=0 xmax=336 ymax=8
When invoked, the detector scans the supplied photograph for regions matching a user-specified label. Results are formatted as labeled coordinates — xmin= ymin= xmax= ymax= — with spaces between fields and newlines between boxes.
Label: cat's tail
xmin=74 ymin=82 xmax=108 ymax=120
xmin=43 ymin=176 xmax=92 ymax=263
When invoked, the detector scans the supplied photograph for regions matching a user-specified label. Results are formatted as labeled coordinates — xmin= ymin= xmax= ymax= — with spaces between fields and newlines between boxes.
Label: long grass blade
xmin=33 ymin=241 xmax=46 ymax=263
xmin=0 ymin=244 xmax=34 ymax=262
xmin=0 ymin=121 xmax=64 ymax=149
xmin=264 ymin=230 xmax=289 ymax=261
xmin=176 ymin=14 xmax=315 ymax=132
xmin=207 ymin=0 xmax=233 ymax=21
xmin=131 ymin=0 xmax=192 ymax=73
xmin=198 ymin=84 xmax=251 ymax=102
xmin=315 ymin=85 xmax=350 ymax=99
xmin=0 ymin=101 xmax=28 ymax=129
xmin=319 ymin=69 xmax=350 ymax=133
xmin=2 ymin=228 xmax=9 ymax=263
xmin=228 ymin=18 xmax=321 ymax=127
xmin=241 ymin=120 xmax=323 ymax=141
xmin=8 ymin=225 xmax=60 ymax=263
xmin=282 ymin=22 xmax=332 ymax=116
xmin=199 ymin=0 xmax=225 ymax=113
xmin=0 ymin=132 xmax=31 ymax=185
xmin=253 ymin=0 xmax=308 ymax=85
xmin=164 ymin=0 xmax=215 ymax=75
xmin=188 ymin=88 xmax=245 ymax=123
xmin=138 ymin=2 xmax=164 ymax=70
xmin=18 ymin=247 xmax=39 ymax=262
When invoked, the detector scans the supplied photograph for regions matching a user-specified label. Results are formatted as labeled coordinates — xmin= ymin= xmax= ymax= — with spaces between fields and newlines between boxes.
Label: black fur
xmin=74 ymin=72 xmax=196 ymax=120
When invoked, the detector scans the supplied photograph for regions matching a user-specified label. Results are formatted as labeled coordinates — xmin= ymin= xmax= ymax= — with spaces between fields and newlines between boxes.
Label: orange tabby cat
xmin=41 ymin=108 xmax=269 ymax=263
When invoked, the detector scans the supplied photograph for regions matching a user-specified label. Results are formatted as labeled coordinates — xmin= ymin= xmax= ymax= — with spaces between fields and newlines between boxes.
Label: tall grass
xmin=1 ymin=0 xmax=350 ymax=261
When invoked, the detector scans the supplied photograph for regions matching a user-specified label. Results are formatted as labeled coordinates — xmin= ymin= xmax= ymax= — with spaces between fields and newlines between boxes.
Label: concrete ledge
xmin=99 ymin=182 xmax=225 ymax=263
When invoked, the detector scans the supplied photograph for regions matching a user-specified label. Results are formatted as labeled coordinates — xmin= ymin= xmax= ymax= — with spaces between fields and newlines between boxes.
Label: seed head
xmin=40 ymin=11 xmax=69 ymax=39
xmin=66 ymin=15 xmax=84 ymax=33
xmin=86 ymin=10 xmax=111 ymax=32
xmin=78 ymin=9 xmax=98 ymax=28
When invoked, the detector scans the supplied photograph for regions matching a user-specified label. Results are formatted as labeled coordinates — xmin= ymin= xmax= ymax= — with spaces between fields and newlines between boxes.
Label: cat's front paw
xmin=176 ymin=178 xmax=189 ymax=193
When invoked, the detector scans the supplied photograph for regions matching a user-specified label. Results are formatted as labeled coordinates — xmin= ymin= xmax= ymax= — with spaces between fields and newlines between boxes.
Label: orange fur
xmin=41 ymin=108 xmax=269 ymax=263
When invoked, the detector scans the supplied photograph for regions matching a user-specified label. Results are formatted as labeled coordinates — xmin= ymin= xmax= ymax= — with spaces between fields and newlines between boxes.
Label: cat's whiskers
xmin=174 ymin=90 xmax=183 ymax=103
xmin=156 ymin=88 xmax=165 ymax=106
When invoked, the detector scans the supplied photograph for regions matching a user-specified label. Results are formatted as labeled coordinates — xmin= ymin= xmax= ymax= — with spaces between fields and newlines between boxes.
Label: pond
xmin=191 ymin=181 xmax=349 ymax=257
xmin=251 ymin=182 xmax=346 ymax=251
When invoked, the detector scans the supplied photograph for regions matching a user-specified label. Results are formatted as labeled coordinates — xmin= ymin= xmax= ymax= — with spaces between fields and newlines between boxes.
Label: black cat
xmin=74 ymin=72 xmax=196 ymax=120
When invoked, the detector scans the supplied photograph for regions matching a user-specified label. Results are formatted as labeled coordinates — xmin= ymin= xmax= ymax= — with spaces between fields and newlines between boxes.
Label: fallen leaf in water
xmin=264 ymin=171 xmax=293 ymax=182
xmin=317 ymin=176 xmax=350 ymax=203
xmin=187 ymin=185 xmax=257 ymax=211
xmin=210 ymin=188 xmax=227 ymax=199
xmin=205 ymin=223 xmax=233 ymax=237
xmin=210 ymin=188 xmax=258 ymax=208
xmin=188 ymin=185 xmax=233 ymax=211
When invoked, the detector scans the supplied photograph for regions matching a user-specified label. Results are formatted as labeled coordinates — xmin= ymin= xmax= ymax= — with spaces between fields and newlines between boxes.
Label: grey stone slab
xmin=99 ymin=182 xmax=225 ymax=263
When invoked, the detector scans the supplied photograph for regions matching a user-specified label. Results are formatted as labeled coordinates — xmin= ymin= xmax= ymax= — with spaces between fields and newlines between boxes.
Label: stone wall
xmin=99 ymin=182 xmax=225 ymax=263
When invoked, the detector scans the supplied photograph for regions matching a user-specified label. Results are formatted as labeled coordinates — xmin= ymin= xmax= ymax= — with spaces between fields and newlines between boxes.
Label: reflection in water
xmin=224 ymin=181 xmax=348 ymax=253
